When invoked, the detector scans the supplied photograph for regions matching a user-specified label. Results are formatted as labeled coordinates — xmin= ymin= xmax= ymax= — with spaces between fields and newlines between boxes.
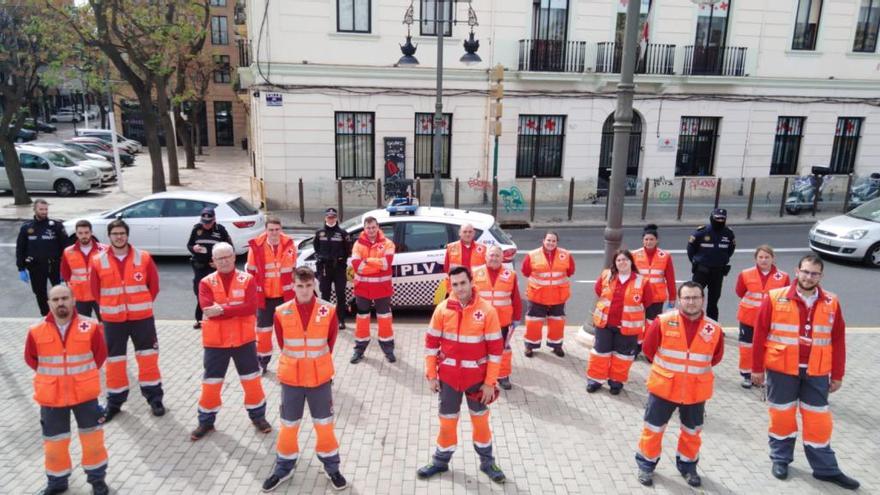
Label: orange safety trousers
xmin=198 ymin=344 xmax=267 ymax=424
xmin=104 ymin=318 xmax=163 ymax=408
xmin=431 ymin=381 xmax=496 ymax=468
xmin=354 ymin=296 xmax=394 ymax=354
xmin=274 ymin=382 xmax=341 ymax=475
xmin=41 ymin=400 xmax=108 ymax=483
xmin=524 ymin=302 xmax=565 ymax=350
xmin=635 ymin=394 xmax=705 ymax=473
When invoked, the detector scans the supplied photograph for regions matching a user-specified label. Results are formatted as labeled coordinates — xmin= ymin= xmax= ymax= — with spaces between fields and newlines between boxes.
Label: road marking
xmin=561 ymin=247 xmax=810 ymax=255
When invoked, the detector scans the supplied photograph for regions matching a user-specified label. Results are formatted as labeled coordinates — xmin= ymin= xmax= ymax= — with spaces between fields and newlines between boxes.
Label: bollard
xmin=641 ymin=178 xmax=650 ymax=220
xmin=567 ymin=177 xmax=575 ymax=221
xmin=376 ymin=178 xmax=382 ymax=208
xmin=530 ymin=176 xmax=537 ymax=222
xmin=779 ymin=177 xmax=789 ymax=217
xmin=454 ymin=178 xmax=460 ymax=210
xmin=714 ymin=178 xmax=722 ymax=209
xmin=842 ymin=173 xmax=854 ymax=212
xmin=298 ymin=178 xmax=305 ymax=224
xmin=746 ymin=177 xmax=756 ymax=220
xmin=676 ymin=178 xmax=686 ymax=220
xmin=337 ymin=179 xmax=343 ymax=221
xmin=416 ymin=177 xmax=421 ymax=204
xmin=492 ymin=178 xmax=498 ymax=218
xmin=811 ymin=176 xmax=820 ymax=217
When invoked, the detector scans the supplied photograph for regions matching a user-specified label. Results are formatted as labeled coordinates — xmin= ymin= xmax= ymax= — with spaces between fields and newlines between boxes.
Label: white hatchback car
xmin=0 ymin=145 xmax=100 ymax=196
xmin=296 ymin=206 xmax=518 ymax=308
xmin=809 ymin=197 xmax=880 ymax=267
xmin=63 ymin=191 xmax=265 ymax=255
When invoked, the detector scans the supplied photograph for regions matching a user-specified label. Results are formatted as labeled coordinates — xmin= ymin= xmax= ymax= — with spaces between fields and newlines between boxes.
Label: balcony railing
xmin=518 ymin=39 xmax=587 ymax=73
xmin=682 ymin=45 xmax=748 ymax=76
xmin=595 ymin=42 xmax=676 ymax=75
xmin=237 ymin=38 xmax=251 ymax=67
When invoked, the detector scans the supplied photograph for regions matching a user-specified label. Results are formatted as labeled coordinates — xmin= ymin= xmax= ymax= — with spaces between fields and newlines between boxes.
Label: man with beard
xmin=687 ymin=208 xmax=735 ymax=321
xmin=61 ymin=220 xmax=106 ymax=318
xmin=17 ymin=199 xmax=67 ymax=316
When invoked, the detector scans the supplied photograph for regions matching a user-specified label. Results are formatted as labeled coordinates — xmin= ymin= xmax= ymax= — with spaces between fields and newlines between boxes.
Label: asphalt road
xmin=0 ymin=222 xmax=875 ymax=326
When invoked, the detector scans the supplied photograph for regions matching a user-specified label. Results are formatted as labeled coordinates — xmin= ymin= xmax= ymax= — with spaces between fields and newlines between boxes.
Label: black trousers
xmin=318 ymin=262 xmax=348 ymax=322
xmin=192 ymin=262 xmax=213 ymax=322
xmin=692 ymin=266 xmax=726 ymax=321
xmin=75 ymin=301 xmax=101 ymax=321
xmin=27 ymin=258 xmax=61 ymax=316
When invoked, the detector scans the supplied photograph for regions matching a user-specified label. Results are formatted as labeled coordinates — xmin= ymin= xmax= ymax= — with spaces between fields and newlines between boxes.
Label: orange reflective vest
xmin=763 ymin=287 xmax=837 ymax=377
xmin=201 ymin=270 xmax=257 ymax=348
xmin=351 ymin=232 xmax=395 ymax=299
xmin=736 ymin=267 xmax=789 ymax=327
xmin=446 ymin=241 xmax=487 ymax=272
xmin=92 ymin=248 xmax=154 ymax=322
xmin=472 ymin=265 xmax=516 ymax=327
xmin=646 ymin=312 xmax=722 ymax=405
xmin=525 ymin=248 xmax=571 ymax=305
xmin=63 ymin=243 xmax=104 ymax=302
xmin=29 ymin=317 xmax=102 ymax=407
xmin=276 ymin=299 xmax=336 ymax=388
xmin=632 ymin=247 xmax=672 ymax=305
xmin=247 ymin=232 xmax=296 ymax=304
xmin=592 ymin=269 xmax=646 ymax=335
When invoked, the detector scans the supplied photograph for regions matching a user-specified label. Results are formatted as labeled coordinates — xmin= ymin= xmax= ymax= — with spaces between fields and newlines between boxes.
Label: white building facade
xmin=241 ymin=0 xmax=880 ymax=209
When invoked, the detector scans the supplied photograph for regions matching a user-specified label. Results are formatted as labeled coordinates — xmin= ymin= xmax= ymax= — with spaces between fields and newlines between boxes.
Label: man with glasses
xmin=187 ymin=207 xmax=232 ymax=329
xmin=751 ymin=254 xmax=859 ymax=490
xmin=635 ymin=281 xmax=724 ymax=488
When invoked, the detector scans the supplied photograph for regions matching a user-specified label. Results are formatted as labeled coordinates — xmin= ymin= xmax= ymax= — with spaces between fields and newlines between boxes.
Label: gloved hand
xmin=666 ymin=301 xmax=676 ymax=310
xmin=19 ymin=270 xmax=29 ymax=283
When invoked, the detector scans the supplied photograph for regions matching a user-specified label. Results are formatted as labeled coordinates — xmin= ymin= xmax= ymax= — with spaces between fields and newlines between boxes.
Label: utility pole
xmin=487 ymin=63 xmax=504 ymax=205
xmin=105 ymin=65 xmax=124 ymax=192
xmin=430 ymin=0 xmax=446 ymax=207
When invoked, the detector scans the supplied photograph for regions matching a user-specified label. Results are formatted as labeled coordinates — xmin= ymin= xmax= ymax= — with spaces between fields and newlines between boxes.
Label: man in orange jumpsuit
xmin=521 ymin=231 xmax=574 ymax=357
xmin=350 ymin=216 xmax=396 ymax=364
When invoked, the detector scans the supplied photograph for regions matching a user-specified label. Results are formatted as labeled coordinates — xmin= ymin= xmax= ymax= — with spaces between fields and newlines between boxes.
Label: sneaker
xmin=813 ymin=472 xmax=860 ymax=490
xmin=103 ymin=406 xmax=122 ymax=423
xmin=253 ymin=418 xmax=272 ymax=434
xmin=498 ymin=377 xmax=512 ymax=390
xmin=637 ymin=469 xmax=653 ymax=486
xmin=552 ymin=347 xmax=565 ymax=357
xmin=262 ymin=471 xmax=294 ymax=492
xmin=524 ymin=348 xmax=534 ymax=358
xmin=190 ymin=423 xmax=215 ymax=441
xmin=385 ymin=352 xmax=397 ymax=363
xmin=586 ymin=382 xmax=602 ymax=394
xmin=193 ymin=321 xmax=201 ymax=329
xmin=682 ymin=472 xmax=702 ymax=487
xmin=350 ymin=351 xmax=364 ymax=364
xmin=90 ymin=480 xmax=110 ymax=495
xmin=480 ymin=464 xmax=506 ymax=483
xmin=37 ymin=485 xmax=68 ymax=495
xmin=416 ymin=463 xmax=449 ymax=479
xmin=150 ymin=401 xmax=166 ymax=417
xmin=741 ymin=377 xmax=753 ymax=389
xmin=325 ymin=471 xmax=349 ymax=490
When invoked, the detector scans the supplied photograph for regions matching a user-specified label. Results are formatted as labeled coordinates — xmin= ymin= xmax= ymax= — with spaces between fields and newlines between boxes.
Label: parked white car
xmin=809 ymin=197 xmax=880 ymax=267
xmin=63 ymin=191 xmax=265 ymax=255
xmin=49 ymin=110 xmax=82 ymax=123
xmin=75 ymin=128 xmax=142 ymax=154
xmin=30 ymin=143 xmax=116 ymax=185
xmin=0 ymin=145 xmax=99 ymax=196
xmin=296 ymin=206 xmax=518 ymax=308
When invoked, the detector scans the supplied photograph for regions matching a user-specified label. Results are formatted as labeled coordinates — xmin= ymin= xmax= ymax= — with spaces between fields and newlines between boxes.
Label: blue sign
xmin=266 ymin=93 xmax=282 ymax=107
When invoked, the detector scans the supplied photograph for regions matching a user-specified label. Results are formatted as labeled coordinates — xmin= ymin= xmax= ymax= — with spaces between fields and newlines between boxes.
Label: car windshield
xmin=489 ymin=223 xmax=514 ymax=245
xmin=339 ymin=214 xmax=364 ymax=231
xmin=45 ymin=151 xmax=76 ymax=167
xmin=59 ymin=147 xmax=89 ymax=161
xmin=227 ymin=197 xmax=260 ymax=216
xmin=847 ymin=198 xmax=880 ymax=223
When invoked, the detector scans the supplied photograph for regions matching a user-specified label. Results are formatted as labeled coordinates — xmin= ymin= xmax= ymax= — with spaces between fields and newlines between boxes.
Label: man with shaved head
xmin=444 ymin=223 xmax=488 ymax=275
xmin=24 ymin=285 xmax=110 ymax=494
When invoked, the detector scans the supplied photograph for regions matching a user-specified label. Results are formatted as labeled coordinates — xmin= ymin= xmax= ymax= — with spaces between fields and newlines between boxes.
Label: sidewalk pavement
xmin=1 ymin=319 xmax=876 ymax=494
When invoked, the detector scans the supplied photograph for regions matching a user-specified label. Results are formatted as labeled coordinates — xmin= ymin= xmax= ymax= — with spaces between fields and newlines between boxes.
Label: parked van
xmin=0 ymin=145 xmax=100 ymax=196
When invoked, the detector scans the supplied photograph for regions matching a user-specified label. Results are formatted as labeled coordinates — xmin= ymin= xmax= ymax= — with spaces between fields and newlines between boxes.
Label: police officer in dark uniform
xmin=187 ymin=207 xmax=232 ymax=328
xmin=16 ymin=199 xmax=67 ymax=316
xmin=687 ymin=208 xmax=736 ymax=321
xmin=314 ymin=207 xmax=351 ymax=330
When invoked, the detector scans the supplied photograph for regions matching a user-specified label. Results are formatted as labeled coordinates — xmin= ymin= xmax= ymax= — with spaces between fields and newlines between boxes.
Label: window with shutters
xmin=414 ymin=113 xmax=452 ymax=179
xmin=335 ymin=112 xmax=375 ymax=179
xmin=516 ymin=115 xmax=565 ymax=178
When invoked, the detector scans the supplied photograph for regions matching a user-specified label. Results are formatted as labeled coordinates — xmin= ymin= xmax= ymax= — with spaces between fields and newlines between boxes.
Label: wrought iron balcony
xmin=237 ymin=38 xmax=251 ymax=67
xmin=682 ymin=45 xmax=747 ymax=76
xmin=595 ymin=42 xmax=676 ymax=75
xmin=518 ymin=39 xmax=587 ymax=73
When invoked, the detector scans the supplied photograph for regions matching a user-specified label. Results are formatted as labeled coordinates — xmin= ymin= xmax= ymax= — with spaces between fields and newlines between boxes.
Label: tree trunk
xmin=195 ymin=101 xmax=204 ymax=156
xmin=175 ymin=108 xmax=195 ymax=169
xmin=0 ymin=136 xmax=31 ymax=206
xmin=137 ymin=93 xmax=167 ymax=193
xmin=155 ymin=80 xmax=180 ymax=186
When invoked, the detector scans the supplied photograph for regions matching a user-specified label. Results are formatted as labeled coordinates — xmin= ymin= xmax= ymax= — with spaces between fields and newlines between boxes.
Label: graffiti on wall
xmin=688 ymin=177 xmax=718 ymax=192
xmin=467 ymin=173 xmax=491 ymax=191
xmin=499 ymin=186 xmax=525 ymax=212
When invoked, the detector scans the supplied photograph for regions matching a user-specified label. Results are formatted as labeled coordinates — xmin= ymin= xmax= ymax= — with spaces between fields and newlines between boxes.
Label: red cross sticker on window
xmin=78 ymin=321 xmax=90 ymax=333
xmin=133 ymin=272 xmax=144 ymax=282
xmin=473 ymin=310 xmax=485 ymax=322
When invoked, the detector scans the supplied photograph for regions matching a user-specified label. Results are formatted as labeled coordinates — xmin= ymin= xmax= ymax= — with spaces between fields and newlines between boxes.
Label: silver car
xmin=809 ymin=198 xmax=880 ymax=267
xmin=0 ymin=145 xmax=99 ymax=196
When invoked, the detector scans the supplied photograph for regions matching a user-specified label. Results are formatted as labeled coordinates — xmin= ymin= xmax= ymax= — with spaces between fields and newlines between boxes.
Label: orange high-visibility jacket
xmin=201 ymin=270 xmax=257 ymax=348
xmin=646 ymin=312 xmax=722 ymax=405
xmin=736 ymin=267 xmax=789 ymax=327
xmin=351 ymin=231 xmax=395 ymax=299
xmin=62 ymin=243 xmax=105 ymax=302
xmin=246 ymin=232 xmax=296 ymax=307
xmin=472 ymin=265 xmax=516 ymax=327
xmin=593 ymin=269 xmax=646 ymax=335
xmin=29 ymin=317 xmax=102 ymax=407
xmin=91 ymin=248 xmax=154 ymax=322
xmin=525 ymin=248 xmax=572 ymax=305
xmin=445 ymin=241 xmax=487 ymax=272
xmin=632 ymin=247 xmax=673 ymax=305
xmin=276 ymin=298 xmax=336 ymax=388
xmin=763 ymin=287 xmax=837 ymax=377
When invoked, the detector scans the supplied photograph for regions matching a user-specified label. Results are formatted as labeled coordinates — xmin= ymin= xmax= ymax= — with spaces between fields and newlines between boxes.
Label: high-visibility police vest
xmin=736 ymin=267 xmax=789 ymax=327
xmin=592 ymin=269 xmax=646 ymax=335
xmin=446 ymin=241 xmax=487 ymax=272
xmin=632 ymin=248 xmax=672 ymax=305
xmin=63 ymin=243 xmax=103 ymax=302
xmin=764 ymin=287 xmax=837 ymax=377
xmin=646 ymin=312 xmax=721 ymax=405
xmin=472 ymin=265 xmax=516 ymax=327
xmin=525 ymin=248 xmax=571 ymax=305
xmin=29 ymin=316 xmax=102 ymax=407
xmin=201 ymin=270 xmax=257 ymax=348
xmin=92 ymin=248 xmax=154 ymax=322
xmin=276 ymin=299 xmax=335 ymax=388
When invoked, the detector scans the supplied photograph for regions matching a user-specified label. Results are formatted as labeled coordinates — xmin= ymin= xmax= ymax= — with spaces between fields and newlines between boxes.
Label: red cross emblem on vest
xmin=78 ymin=321 xmax=90 ymax=333
xmin=700 ymin=323 xmax=715 ymax=342
xmin=633 ymin=294 xmax=641 ymax=303
xmin=773 ymin=272 xmax=784 ymax=280
xmin=317 ymin=305 xmax=329 ymax=320
xmin=133 ymin=272 xmax=144 ymax=282
xmin=559 ymin=252 xmax=566 ymax=260
xmin=659 ymin=251 xmax=666 ymax=257
xmin=473 ymin=310 xmax=485 ymax=322
xmin=501 ymin=269 xmax=511 ymax=279
xmin=237 ymin=273 xmax=248 ymax=283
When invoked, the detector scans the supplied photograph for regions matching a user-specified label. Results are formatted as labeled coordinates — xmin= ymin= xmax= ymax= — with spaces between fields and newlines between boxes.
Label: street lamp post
xmin=398 ymin=1 xmax=481 ymax=207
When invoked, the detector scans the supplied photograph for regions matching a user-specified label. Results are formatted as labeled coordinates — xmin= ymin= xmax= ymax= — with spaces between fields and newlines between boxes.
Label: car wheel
xmin=49 ymin=117 xmax=57 ymax=123
xmin=865 ymin=242 xmax=880 ymax=268
xmin=785 ymin=206 xmax=800 ymax=215
xmin=54 ymin=179 xmax=75 ymax=197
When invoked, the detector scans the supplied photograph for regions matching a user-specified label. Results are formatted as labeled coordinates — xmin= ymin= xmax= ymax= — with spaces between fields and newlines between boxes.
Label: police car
xmin=296 ymin=206 xmax=518 ymax=308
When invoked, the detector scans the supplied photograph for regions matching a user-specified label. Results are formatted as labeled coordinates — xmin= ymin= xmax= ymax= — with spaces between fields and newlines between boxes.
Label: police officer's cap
xmin=200 ymin=207 xmax=215 ymax=222
xmin=325 ymin=207 xmax=338 ymax=217
xmin=711 ymin=208 xmax=727 ymax=220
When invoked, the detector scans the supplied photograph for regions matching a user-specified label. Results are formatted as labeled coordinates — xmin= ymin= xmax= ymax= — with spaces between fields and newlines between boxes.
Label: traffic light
xmin=489 ymin=64 xmax=504 ymax=136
